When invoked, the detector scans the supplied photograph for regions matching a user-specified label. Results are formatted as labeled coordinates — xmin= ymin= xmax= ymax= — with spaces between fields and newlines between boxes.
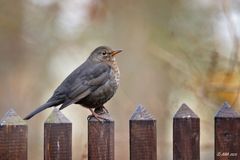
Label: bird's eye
xmin=102 ymin=51 xmax=107 ymax=56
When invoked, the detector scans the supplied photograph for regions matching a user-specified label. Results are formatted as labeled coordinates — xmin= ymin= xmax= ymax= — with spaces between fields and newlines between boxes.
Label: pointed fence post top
xmin=215 ymin=102 xmax=240 ymax=118
xmin=45 ymin=108 xmax=71 ymax=123
xmin=174 ymin=103 xmax=198 ymax=119
xmin=0 ymin=108 xmax=26 ymax=125
xmin=130 ymin=104 xmax=155 ymax=120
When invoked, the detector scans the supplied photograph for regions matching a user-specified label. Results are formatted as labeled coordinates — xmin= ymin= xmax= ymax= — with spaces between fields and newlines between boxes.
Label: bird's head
xmin=89 ymin=46 xmax=122 ymax=63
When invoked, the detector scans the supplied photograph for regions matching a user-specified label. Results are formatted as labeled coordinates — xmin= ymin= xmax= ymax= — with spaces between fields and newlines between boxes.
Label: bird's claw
xmin=87 ymin=113 xmax=110 ymax=122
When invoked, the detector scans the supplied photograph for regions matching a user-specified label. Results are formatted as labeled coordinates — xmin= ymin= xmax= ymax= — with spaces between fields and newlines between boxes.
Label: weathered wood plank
xmin=173 ymin=103 xmax=200 ymax=160
xmin=130 ymin=105 xmax=157 ymax=160
xmin=0 ymin=109 xmax=27 ymax=160
xmin=44 ymin=108 xmax=72 ymax=160
xmin=88 ymin=113 xmax=114 ymax=160
xmin=215 ymin=102 xmax=240 ymax=160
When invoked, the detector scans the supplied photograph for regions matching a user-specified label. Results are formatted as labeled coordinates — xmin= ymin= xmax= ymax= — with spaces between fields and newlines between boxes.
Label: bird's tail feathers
xmin=24 ymin=100 xmax=61 ymax=120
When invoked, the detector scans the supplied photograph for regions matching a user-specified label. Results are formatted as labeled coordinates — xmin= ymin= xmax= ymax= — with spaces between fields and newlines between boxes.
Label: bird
xmin=24 ymin=46 xmax=122 ymax=120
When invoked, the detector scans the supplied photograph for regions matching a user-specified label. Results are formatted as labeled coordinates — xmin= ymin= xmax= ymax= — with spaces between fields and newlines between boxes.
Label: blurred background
xmin=0 ymin=0 xmax=240 ymax=159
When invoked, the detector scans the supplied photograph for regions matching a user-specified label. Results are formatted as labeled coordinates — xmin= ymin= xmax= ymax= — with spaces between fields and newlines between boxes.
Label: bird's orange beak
xmin=111 ymin=49 xmax=123 ymax=56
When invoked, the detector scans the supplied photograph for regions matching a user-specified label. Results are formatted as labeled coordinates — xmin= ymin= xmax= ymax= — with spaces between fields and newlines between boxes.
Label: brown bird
xmin=24 ymin=46 xmax=122 ymax=120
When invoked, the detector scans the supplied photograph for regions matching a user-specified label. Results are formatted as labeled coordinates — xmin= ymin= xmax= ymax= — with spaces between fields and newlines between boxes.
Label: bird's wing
xmin=59 ymin=62 xmax=111 ymax=109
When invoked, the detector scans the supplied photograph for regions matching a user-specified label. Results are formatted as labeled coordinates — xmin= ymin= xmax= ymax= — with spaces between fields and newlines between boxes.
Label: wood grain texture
xmin=88 ymin=114 xmax=114 ymax=160
xmin=215 ymin=102 xmax=240 ymax=160
xmin=173 ymin=103 xmax=200 ymax=160
xmin=0 ymin=109 xmax=27 ymax=160
xmin=44 ymin=108 xmax=72 ymax=160
xmin=130 ymin=105 xmax=157 ymax=160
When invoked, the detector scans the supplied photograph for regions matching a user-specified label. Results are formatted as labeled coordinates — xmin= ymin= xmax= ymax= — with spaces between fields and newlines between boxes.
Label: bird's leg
xmin=101 ymin=106 xmax=109 ymax=113
xmin=94 ymin=106 xmax=109 ymax=114
xmin=87 ymin=108 xmax=109 ymax=121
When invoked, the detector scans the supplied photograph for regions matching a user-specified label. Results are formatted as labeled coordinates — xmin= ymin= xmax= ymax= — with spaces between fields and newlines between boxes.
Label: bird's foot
xmin=88 ymin=109 xmax=111 ymax=121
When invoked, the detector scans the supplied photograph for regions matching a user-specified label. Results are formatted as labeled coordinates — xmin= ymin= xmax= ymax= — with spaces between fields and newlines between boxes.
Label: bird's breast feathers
xmin=109 ymin=61 xmax=120 ymax=87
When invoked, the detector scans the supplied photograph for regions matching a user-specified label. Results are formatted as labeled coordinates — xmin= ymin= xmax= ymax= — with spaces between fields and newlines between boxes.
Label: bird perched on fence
xmin=24 ymin=46 xmax=122 ymax=120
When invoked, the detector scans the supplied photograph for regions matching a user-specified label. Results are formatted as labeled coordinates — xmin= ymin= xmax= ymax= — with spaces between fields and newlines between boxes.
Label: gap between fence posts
xmin=88 ymin=112 xmax=114 ymax=160
xmin=215 ymin=102 xmax=240 ymax=160
xmin=44 ymin=108 xmax=72 ymax=160
xmin=129 ymin=105 xmax=157 ymax=160
xmin=0 ymin=109 xmax=27 ymax=159
xmin=173 ymin=103 xmax=200 ymax=160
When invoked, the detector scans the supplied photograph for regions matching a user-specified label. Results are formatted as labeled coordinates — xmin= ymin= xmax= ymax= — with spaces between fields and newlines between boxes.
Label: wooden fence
xmin=0 ymin=102 xmax=240 ymax=160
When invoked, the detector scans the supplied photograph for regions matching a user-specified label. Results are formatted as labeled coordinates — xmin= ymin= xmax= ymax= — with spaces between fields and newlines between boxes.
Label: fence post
xmin=88 ymin=112 xmax=114 ymax=160
xmin=129 ymin=105 xmax=156 ymax=160
xmin=215 ymin=102 xmax=240 ymax=159
xmin=0 ymin=109 xmax=27 ymax=159
xmin=44 ymin=108 xmax=72 ymax=160
xmin=173 ymin=103 xmax=200 ymax=160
